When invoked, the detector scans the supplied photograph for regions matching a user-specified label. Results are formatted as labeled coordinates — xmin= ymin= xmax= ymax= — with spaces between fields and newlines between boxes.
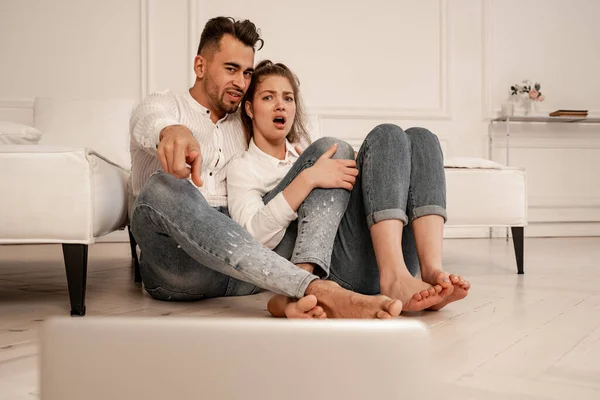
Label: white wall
xmin=0 ymin=0 xmax=142 ymax=99
xmin=1 ymin=0 xmax=599 ymax=237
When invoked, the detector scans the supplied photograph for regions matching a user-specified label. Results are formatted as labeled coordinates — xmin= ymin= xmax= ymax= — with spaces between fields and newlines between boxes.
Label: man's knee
xmin=311 ymin=137 xmax=355 ymax=160
xmin=131 ymin=171 xmax=212 ymax=240
xmin=134 ymin=171 xmax=203 ymax=215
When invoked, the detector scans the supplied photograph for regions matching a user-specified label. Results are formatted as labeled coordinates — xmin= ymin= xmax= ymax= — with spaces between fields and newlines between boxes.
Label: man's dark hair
xmin=197 ymin=16 xmax=264 ymax=57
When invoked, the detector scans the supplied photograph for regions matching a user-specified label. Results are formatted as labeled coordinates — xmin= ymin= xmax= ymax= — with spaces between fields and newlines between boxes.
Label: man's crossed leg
xmin=131 ymin=171 xmax=402 ymax=319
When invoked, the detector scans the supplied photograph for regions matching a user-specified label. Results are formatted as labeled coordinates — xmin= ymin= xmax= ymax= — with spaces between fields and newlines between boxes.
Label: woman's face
xmin=247 ymin=75 xmax=296 ymax=142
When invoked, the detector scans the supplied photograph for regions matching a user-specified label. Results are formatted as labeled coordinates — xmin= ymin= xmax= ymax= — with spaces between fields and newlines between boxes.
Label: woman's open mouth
xmin=273 ymin=116 xmax=286 ymax=129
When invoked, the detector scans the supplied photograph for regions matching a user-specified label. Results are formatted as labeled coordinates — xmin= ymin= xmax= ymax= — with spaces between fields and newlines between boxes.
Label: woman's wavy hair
xmin=240 ymin=60 xmax=311 ymax=145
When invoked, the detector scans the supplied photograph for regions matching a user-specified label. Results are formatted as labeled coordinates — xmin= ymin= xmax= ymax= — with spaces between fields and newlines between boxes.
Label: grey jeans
xmin=131 ymin=124 xmax=446 ymax=301
xmin=267 ymin=124 xmax=447 ymax=295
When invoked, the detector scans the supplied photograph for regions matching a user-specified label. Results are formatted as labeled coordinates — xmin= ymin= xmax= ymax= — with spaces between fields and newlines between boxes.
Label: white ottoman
xmin=444 ymin=157 xmax=527 ymax=273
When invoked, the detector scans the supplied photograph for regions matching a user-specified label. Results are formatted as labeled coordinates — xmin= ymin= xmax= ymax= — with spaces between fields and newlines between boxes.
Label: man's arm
xmin=130 ymin=92 xmax=203 ymax=186
xmin=130 ymin=91 xmax=181 ymax=153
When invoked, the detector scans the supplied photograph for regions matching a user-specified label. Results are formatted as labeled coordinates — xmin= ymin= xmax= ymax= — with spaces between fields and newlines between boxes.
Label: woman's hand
xmin=305 ymin=144 xmax=359 ymax=190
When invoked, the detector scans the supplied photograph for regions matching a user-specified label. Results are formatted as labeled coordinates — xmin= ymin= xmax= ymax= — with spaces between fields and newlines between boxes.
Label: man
xmin=130 ymin=16 xmax=402 ymax=319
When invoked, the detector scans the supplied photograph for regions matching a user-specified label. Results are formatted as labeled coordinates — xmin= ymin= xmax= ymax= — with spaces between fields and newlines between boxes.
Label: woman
xmin=227 ymin=60 xmax=470 ymax=318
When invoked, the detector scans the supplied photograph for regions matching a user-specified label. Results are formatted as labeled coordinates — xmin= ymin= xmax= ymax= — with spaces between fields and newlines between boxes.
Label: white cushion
xmin=444 ymin=157 xmax=503 ymax=169
xmin=445 ymin=167 xmax=527 ymax=227
xmin=0 ymin=145 xmax=129 ymax=244
xmin=0 ymin=121 xmax=42 ymax=145
xmin=34 ymin=97 xmax=135 ymax=169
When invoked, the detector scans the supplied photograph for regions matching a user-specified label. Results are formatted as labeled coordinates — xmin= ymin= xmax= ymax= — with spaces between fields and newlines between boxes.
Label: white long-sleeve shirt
xmin=227 ymin=139 xmax=300 ymax=249
xmin=129 ymin=90 xmax=247 ymax=206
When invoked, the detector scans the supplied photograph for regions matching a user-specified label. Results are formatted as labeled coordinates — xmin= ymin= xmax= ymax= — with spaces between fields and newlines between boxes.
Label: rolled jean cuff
xmin=294 ymin=273 xmax=320 ymax=299
xmin=290 ymin=256 xmax=329 ymax=279
xmin=411 ymin=205 xmax=448 ymax=223
xmin=366 ymin=209 xmax=409 ymax=229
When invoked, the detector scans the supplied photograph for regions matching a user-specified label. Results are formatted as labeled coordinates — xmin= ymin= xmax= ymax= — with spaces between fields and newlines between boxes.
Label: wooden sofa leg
xmin=128 ymin=226 xmax=142 ymax=283
xmin=511 ymin=227 xmax=524 ymax=274
xmin=62 ymin=244 xmax=88 ymax=316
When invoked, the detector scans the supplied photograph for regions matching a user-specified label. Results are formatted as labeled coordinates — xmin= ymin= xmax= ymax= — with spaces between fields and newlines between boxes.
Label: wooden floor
xmin=1 ymin=237 xmax=599 ymax=399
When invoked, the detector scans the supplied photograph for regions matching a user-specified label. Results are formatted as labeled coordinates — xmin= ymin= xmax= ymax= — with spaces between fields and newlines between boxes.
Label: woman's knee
xmin=405 ymin=127 xmax=441 ymax=147
xmin=365 ymin=123 xmax=410 ymax=150
xmin=311 ymin=137 xmax=354 ymax=160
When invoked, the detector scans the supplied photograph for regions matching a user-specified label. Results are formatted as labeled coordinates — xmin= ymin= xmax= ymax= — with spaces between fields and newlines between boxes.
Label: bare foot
xmin=381 ymin=275 xmax=444 ymax=312
xmin=421 ymin=269 xmax=454 ymax=297
xmin=305 ymin=280 xmax=402 ymax=319
xmin=427 ymin=274 xmax=470 ymax=311
xmin=267 ymin=294 xmax=327 ymax=319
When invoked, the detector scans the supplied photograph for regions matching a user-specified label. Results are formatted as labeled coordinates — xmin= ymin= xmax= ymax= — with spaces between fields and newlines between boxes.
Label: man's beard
xmin=204 ymin=74 xmax=240 ymax=115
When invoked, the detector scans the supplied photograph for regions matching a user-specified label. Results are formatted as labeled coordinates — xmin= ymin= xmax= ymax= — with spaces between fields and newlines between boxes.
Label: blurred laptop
xmin=40 ymin=317 xmax=432 ymax=400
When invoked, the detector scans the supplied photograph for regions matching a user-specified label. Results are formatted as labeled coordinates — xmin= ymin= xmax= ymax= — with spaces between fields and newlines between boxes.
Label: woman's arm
xmin=227 ymin=158 xmax=299 ymax=249
xmin=227 ymin=144 xmax=357 ymax=249
xmin=280 ymin=169 xmax=315 ymax=212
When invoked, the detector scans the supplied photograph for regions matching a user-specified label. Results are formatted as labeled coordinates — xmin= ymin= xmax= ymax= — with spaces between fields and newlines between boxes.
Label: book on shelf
xmin=549 ymin=109 xmax=588 ymax=117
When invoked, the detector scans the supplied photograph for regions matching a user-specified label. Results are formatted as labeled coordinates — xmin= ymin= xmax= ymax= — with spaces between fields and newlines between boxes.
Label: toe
xmin=450 ymin=274 xmax=459 ymax=284
xmin=436 ymin=281 xmax=453 ymax=297
xmin=386 ymin=299 xmax=402 ymax=316
xmin=309 ymin=306 xmax=324 ymax=318
xmin=284 ymin=303 xmax=307 ymax=319
xmin=437 ymin=271 xmax=451 ymax=287
xmin=296 ymin=295 xmax=318 ymax=312
xmin=376 ymin=310 xmax=392 ymax=319
xmin=412 ymin=292 xmax=423 ymax=301
xmin=419 ymin=289 xmax=430 ymax=298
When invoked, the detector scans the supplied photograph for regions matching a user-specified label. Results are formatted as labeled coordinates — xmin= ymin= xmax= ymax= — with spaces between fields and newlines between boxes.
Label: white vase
xmin=522 ymin=98 xmax=535 ymax=116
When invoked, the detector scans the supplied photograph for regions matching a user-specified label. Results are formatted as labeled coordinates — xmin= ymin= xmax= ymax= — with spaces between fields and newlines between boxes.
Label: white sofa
xmin=0 ymin=98 xmax=136 ymax=315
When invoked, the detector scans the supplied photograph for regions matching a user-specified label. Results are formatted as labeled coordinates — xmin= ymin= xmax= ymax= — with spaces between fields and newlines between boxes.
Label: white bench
xmin=445 ymin=157 xmax=527 ymax=273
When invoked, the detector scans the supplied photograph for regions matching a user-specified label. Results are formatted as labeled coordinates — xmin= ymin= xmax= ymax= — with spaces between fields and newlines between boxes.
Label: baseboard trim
xmin=523 ymin=222 xmax=600 ymax=238
xmin=95 ymin=222 xmax=600 ymax=244
xmin=443 ymin=227 xmax=491 ymax=238
xmin=444 ymin=223 xmax=600 ymax=238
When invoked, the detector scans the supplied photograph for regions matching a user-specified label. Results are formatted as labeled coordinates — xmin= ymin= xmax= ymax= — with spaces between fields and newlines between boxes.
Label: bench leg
xmin=511 ymin=227 xmax=524 ymax=274
xmin=62 ymin=244 xmax=88 ymax=316
xmin=128 ymin=226 xmax=142 ymax=283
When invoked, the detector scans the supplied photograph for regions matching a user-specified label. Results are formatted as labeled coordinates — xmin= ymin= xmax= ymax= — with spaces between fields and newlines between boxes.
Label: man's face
xmin=201 ymin=35 xmax=255 ymax=116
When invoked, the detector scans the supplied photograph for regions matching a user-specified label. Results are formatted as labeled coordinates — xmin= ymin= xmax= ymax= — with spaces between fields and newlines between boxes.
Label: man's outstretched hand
xmin=158 ymin=125 xmax=203 ymax=187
